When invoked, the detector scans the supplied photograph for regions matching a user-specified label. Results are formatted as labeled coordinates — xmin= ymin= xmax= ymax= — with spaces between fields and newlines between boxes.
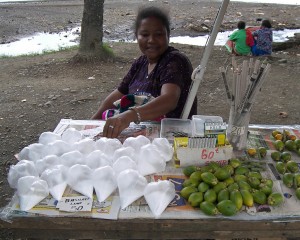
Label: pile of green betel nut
xmin=180 ymin=158 xmax=283 ymax=216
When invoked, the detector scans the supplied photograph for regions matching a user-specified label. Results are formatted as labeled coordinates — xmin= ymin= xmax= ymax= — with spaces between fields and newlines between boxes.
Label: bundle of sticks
xmin=220 ymin=57 xmax=271 ymax=114
xmin=220 ymin=57 xmax=271 ymax=150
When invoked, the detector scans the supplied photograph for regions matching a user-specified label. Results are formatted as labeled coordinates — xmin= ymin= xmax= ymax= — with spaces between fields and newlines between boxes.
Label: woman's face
xmin=137 ymin=17 xmax=169 ymax=64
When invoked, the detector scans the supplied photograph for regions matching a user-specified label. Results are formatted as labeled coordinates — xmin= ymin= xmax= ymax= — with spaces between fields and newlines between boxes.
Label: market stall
xmin=1 ymin=0 xmax=299 ymax=238
xmin=1 ymin=119 xmax=300 ymax=239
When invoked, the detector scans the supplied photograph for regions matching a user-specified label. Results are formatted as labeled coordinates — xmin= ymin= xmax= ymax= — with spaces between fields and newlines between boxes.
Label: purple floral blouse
xmin=252 ymin=28 xmax=273 ymax=54
xmin=118 ymin=46 xmax=197 ymax=118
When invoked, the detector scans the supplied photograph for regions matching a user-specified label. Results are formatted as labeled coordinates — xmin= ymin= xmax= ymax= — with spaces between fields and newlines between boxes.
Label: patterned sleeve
xmin=252 ymin=29 xmax=259 ymax=37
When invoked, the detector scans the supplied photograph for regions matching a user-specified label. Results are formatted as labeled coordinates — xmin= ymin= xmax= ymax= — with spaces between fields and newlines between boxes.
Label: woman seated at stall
xmin=91 ymin=6 xmax=197 ymax=138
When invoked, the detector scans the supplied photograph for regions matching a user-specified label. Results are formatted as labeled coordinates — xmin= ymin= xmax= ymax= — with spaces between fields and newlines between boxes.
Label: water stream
xmin=0 ymin=27 xmax=299 ymax=57
xmin=0 ymin=0 xmax=299 ymax=56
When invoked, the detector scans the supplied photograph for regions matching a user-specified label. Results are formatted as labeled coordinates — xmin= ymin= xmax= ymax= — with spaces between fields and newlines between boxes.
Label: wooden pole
xmin=181 ymin=0 xmax=230 ymax=119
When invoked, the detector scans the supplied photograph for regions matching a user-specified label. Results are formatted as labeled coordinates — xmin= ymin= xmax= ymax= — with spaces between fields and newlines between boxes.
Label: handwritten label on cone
xmin=57 ymin=196 xmax=93 ymax=212
xmin=230 ymin=126 xmax=246 ymax=136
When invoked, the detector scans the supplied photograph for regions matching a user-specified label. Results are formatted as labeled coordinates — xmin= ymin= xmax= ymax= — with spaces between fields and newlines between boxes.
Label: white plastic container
xmin=160 ymin=118 xmax=192 ymax=142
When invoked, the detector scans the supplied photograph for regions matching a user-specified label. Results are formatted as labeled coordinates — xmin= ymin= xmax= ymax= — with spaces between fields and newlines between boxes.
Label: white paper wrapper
xmin=40 ymin=165 xmax=67 ymax=201
xmin=7 ymin=160 xmax=38 ymax=189
xmin=93 ymin=166 xmax=117 ymax=202
xmin=144 ymin=180 xmax=175 ymax=217
xmin=117 ymin=169 xmax=147 ymax=209
xmin=17 ymin=176 xmax=49 ymax=211
xmin=67 ymin=164 xmax=93 ymax=199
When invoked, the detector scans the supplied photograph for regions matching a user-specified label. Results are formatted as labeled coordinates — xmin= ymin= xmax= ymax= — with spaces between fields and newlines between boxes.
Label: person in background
xmin=92 ymin=6 xmax=197 ymax=138
xmin=225 ymin=21 xmax=251 ymax=56
xmin=251 ymin=19 xmax=273 ymax=56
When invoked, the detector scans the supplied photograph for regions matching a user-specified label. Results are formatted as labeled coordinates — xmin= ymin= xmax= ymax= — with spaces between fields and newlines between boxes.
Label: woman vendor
xmin=92 ymin=6 xmax=197 ymax=138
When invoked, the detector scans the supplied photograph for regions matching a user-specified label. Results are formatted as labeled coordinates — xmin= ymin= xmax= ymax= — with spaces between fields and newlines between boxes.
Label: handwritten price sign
xmin=176 ymin=147 xmax=233 ymax=167
xmin=200 ymin=148 xmax=219 ymax=160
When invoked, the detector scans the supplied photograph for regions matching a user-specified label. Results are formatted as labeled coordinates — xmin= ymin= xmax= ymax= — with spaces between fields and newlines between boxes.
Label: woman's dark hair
xmin=134 ymin=6 xmax=170 ymax=38
xmin=237 ymin=21 xmax=246 ymax=30
xmin=261 ymin=19 xmax=272 ymax=28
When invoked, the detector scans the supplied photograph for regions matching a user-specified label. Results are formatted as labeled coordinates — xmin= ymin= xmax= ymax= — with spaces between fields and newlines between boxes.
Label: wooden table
xmin=1 ymin=216 xmax=300 ymax=239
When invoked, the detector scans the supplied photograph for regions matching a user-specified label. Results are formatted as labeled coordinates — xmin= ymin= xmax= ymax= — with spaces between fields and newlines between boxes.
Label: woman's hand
xmin=102 ymin=110 xmax=136 ymax=138
xmin=103 ymin=116 xmax=129 ymax=138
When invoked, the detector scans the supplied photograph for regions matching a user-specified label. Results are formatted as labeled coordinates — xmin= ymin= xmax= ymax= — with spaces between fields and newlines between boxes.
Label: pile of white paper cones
xmin=220 ymin=57 xmax=271 ymax=150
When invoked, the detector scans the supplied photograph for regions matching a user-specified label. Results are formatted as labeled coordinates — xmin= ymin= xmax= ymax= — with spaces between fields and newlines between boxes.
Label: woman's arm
xmin=135 ymin=83 xmax=180 ymax=119
xmin=91 ymin=89 xmax=124 ymax=120
xmin=102 ymin=83 xmax=181 ymax=138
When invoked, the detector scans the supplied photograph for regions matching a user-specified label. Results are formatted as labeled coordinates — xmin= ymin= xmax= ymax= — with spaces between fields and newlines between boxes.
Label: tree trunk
xmin=73 ymin=0 xmax=112 ymax=62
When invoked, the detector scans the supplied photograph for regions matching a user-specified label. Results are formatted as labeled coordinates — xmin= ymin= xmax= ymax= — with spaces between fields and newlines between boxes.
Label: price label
xmin=230 ymin=126 xmax=245 ymax=136
xmin=57 ymin=196 xmax=93 ymax=212
xmin=200 ymin=148 xmax=219 ymax=160
xmin=176 ymin=146 xmax=233 ymax=167
xmin=205 ymin=122 xmax=227 ymax=131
